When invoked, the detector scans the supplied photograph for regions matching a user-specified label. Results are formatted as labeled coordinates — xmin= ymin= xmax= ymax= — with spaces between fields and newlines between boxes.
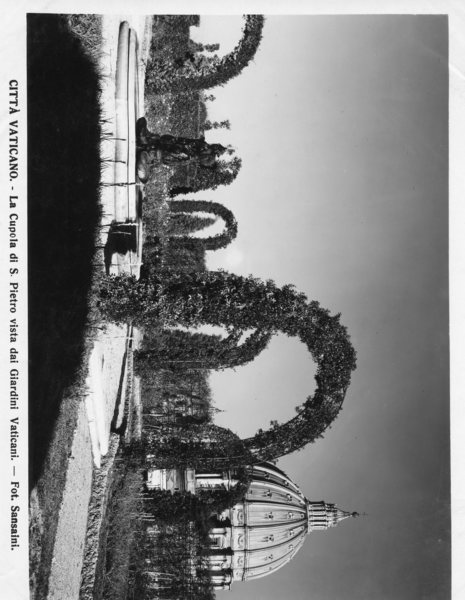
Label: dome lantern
xmin=306 ymin=499 xmax=359 ymax=531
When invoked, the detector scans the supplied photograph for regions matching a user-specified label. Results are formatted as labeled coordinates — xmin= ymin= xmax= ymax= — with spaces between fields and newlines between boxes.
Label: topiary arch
xmin=146 ymin=15 xmax=265 ymax=94
xmin=100 ymin=270 xmax=357 ymax=467
xmin=168 ymin=199 xmax=238 ymax=251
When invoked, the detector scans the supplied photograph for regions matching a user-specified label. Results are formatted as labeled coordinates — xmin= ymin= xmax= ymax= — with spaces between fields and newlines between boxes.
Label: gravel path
xmin=45 ymin=329 xmax=132 ymax=599
xmin=46 ymin=403 xmax=94 ymax=600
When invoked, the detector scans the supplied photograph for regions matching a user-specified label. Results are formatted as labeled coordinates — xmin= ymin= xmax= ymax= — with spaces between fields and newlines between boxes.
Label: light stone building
xmin=147 ymin=462 xmax=358 ymax=591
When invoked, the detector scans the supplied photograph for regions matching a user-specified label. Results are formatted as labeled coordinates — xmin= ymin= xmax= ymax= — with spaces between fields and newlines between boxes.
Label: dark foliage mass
xmin=99 ymin=270 xmax=356 ymax=466
xmin=136 ymin=327 xmax=272 ymax=372
xmin=170 ymin=156 xmax=242 ymax=196
xmin=146 ymin=15 xmax=265 ymax=94
xmin=27 ymin=14 xmax=102 ymax=485
xmin=167 ymin=212 xmax=216 ymax=236
xmin=129 ymin=520 xmax=215 ymax=600
xmin=167 ymin=199 xmax=238 ymax=251
xmin=115 ymin=465 xmax=249 ymax=600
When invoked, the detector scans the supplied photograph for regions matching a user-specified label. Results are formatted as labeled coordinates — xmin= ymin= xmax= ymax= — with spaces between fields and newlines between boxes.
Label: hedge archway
xmin=146 ymin=15 xmax=265 ymax=94
xmin=168 ymin=199 xmax=238 ymax=251
xmin=100 ymin=270 xmax=357 ymax=466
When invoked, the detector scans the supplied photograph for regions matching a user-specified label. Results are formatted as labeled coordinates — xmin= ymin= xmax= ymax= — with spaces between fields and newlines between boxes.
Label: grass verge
xmin=95 ymin=459 xmax=145 ymax=600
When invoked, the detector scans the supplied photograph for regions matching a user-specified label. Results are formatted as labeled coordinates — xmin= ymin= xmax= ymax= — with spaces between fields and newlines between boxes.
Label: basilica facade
xmin=147 ymin=462 xmax=358 ymax=591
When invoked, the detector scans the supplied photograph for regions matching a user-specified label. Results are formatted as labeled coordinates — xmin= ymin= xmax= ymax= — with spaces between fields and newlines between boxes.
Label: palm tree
xmin=146 ymin=15 xmax=265 ymax=94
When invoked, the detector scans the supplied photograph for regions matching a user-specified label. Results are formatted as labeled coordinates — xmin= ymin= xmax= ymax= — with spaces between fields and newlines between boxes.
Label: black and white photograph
xmin=0 ymin=2 xmax=462 ymax=599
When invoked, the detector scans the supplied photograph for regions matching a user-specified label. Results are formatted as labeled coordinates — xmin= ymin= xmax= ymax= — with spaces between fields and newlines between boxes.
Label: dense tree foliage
xmin=146 ymin=15 xmax=265 ymax=94
xmin=100 ymin=270 xmax=356 ymax=465
xmin=136 ymin=327 xmax=272 ymax=371
xmin=128 ymin=466 xmax=249 ymax=599
xmin=141 ymin=367 xmax=213 ymax=428
xmin=203 ymin=119 xmax=230 ymax=131
xmin=190 ymin=42 xmax=221 ymax=53
xmin=130 ymin=519 xmax=214 ymax=600
xmin=170 ymin=156 xmax=242 ymax=195
xmin=167 ymin=212 xmax=216 ymax=236
xmin=127 ymin=422 xmax=252 ymax=470
xmin=168 ymin=199 xmax=238 ymax=251
xmin=142 ymin=241 xmax=207 ymax=278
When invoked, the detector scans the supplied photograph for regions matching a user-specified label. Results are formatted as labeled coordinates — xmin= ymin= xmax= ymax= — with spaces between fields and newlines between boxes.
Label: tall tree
xmin=169 ymin=156 xmax=242 ymax=196
xmin=135 ymin=327 xmax=272 ymax=372
xmin=166 ymin=212 xmax=216 ymax=236
xmin=190 ymin=41 xmax=221 ymax=53
xmin=146 ymin=15 xmax=265 ymax=94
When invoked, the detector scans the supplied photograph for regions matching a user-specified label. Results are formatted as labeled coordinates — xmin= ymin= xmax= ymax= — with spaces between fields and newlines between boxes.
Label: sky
xmin=190 ymin=15 xmax=449 ymax=600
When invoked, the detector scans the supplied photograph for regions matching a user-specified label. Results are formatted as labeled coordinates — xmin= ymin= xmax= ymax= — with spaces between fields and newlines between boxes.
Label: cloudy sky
xmin=190 ymin=15 xmax=449 ymax=599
